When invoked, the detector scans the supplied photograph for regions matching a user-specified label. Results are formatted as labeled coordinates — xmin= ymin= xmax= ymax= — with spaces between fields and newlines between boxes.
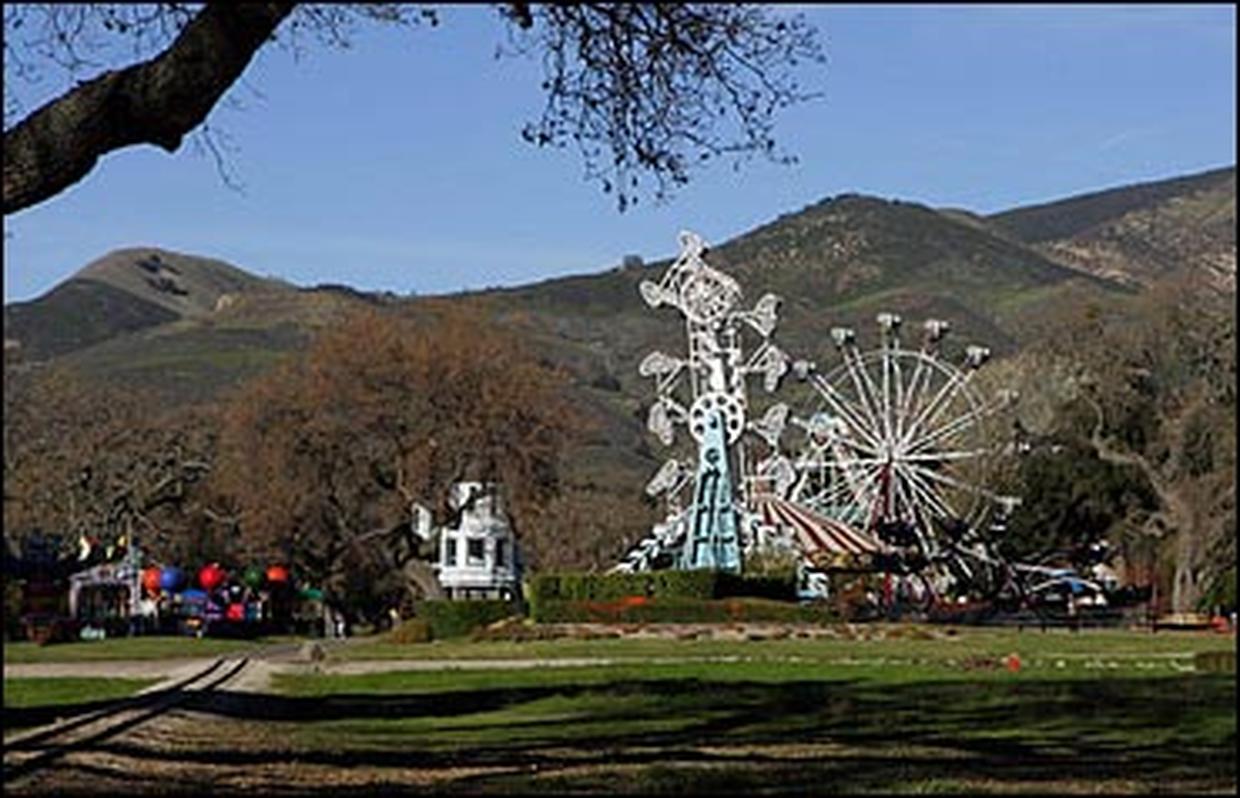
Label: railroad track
xmin=3 ymin=656 xmax=250 ymax=784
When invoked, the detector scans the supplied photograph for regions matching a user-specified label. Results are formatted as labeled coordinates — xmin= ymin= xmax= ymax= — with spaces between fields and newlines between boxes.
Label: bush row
xmin=526 ymin=570 xmax=797 ymax=621
xmin=532 ymin=596 xmax=838 ymax=625
xmin=414 ymin=599 xmax=516 ymax=639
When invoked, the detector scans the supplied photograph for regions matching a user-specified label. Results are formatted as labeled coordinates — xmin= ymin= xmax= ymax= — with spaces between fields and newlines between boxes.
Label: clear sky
xmin=3 ymin=4 xmax=1235 ymax=303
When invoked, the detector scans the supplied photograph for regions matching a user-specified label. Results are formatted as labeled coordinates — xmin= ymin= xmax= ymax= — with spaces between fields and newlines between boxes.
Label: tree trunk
xmin=403 ymin=559 xmax=444 ymax=602
xmin=1170 ymin=510 xmax=1205 ymax=614
xmin=4 ymin=3 xmax=296 ymax=214
xmin=1085 ymin=396 xmax=1201 ymax=613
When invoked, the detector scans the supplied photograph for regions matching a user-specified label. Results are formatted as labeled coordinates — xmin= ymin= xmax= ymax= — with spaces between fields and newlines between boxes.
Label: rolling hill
xmin=3 ymin=166 xmax=1232 ymax=548
xmin=989 ymin=165 xmax=1236 ymax=290
xmin=3 ymin=247 xmax=294 ymax=362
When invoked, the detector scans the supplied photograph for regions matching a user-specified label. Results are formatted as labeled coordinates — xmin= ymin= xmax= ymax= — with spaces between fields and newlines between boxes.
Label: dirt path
xmin=4 ymin=659 xmax=218 ymax=681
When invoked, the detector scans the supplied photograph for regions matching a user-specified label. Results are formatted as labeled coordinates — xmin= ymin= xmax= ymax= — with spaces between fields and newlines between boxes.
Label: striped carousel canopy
xmin=751 ymin=494 xmax=884 ymax=561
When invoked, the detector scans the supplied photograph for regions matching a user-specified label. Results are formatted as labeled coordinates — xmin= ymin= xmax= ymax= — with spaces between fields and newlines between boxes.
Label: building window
xmin=495 ymin=540 xmax=507 ymax=568
xmin=444 ymin=538 xmax=457 ymax=566
xmin=467 ymin=538 xmax=485 ymax=566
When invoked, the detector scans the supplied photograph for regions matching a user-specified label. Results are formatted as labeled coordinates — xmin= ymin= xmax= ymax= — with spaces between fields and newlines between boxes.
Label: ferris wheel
xmin=780 ymin=313 xmax=1019 ymax=578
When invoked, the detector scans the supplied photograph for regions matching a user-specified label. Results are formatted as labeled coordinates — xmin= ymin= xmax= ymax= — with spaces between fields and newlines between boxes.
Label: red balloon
xmin=266 ymin=565 xmax=289 ymax=584
xmin=142 ymin=567 xmax=163 ymax=595
xmin=226 ymin=603 xmax=245 ymax=622
xmin=198 ymin=563 xmax=226 ymax=591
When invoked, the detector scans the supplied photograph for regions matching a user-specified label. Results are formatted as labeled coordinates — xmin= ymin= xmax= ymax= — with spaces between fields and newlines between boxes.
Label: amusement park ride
xmin=615 ymin=231 xmax=1096 ymax=612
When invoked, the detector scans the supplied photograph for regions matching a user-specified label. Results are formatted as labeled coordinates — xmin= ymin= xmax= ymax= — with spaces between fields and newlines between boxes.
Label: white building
xmin=434 ymin=482 xmax=521 ymax=601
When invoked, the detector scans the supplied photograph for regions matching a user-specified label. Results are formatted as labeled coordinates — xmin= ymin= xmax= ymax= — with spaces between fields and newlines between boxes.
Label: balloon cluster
xmin=141 ymin=561 xmax=292 ymax=625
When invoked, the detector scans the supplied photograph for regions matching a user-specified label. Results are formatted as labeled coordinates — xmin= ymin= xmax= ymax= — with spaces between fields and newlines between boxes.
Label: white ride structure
xmin=616 ymin=231 xmax=799 ymax=574
xmin=617 ymin=231 xmax=1021 ymax=603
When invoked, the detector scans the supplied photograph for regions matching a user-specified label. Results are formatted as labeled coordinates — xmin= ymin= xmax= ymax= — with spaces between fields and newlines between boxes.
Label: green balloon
xmin=242 ymin=565 xmax=265 ymax=589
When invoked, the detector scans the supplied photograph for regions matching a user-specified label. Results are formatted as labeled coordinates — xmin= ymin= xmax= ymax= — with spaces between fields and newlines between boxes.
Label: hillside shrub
xmin=416 ymin=600 xmax=516 ymax=639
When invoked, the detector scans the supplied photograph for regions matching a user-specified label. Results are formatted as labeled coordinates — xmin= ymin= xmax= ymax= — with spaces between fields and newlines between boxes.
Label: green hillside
xmin=4 ymin=169 xmax=1230 ymax=549
xmin=3 ymin=278 xmax=178 ymax=362
xmin=3 ymin=247 xmax=297 ymax=364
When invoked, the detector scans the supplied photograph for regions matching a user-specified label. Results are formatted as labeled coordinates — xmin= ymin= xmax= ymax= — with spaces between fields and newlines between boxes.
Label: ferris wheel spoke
xmin=906 ymin=393 xmax=1008 ymax=456
xmin=890 ymin=469 xmax=919 ymax=523
xmin=835 ymin=349 xmax=886 ymax=444
xmin=905 ymin=404 xmax=987 ymax=455
xmin=833 ymin=461 xmax=882 ymax=507
xmin=831 ymin=456 xmax=894 ymax=468
xmin=899 ymin=449 xmax=990 ymax=463
xmin=905 ymin=461 xmax=1009 ymax=505
xmin=894 ymin=472 xmax=952 ymax=558
xmin=900 ymin=369 xmax=975 ymax=452
xmin=881 ymin=346 xmax=894 ymax=445
xmin=896 ymin=464 xmax=959 ymax=522
xmin=891 ymin=347 xmax=910 ymax=442
xmin=847 ymin=347 xmax=891 ymax=445
xmin=829 ymin=462 xmax=885 ymax=513
xmin=898 ymin=351 xmax=932 ymax=436
xmin=811 ymin=375 xmax=884 ymax=452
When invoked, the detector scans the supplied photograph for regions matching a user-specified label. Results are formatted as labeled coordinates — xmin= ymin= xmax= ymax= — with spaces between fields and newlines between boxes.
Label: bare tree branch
xmin=4 ymin=3 xmax=295 ymax=214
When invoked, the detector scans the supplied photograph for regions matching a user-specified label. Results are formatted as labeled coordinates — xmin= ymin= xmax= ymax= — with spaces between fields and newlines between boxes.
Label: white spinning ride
xmin=620 ymin=231 xmax=1021 ymax=601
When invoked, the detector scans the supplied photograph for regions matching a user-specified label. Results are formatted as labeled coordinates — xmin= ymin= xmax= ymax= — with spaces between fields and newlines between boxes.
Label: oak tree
xmin=213 ymin=305 xmax=578 ymax=620
xmin=3 ymin=3 xmax=824 ymax=214
xmin=1018 ymin=278 xmax=1236 ymax=612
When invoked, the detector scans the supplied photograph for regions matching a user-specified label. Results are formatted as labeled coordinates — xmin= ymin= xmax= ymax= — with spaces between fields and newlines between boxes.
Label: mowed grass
xmin=255 ymin=630 xmax=1236 ymax=793
xmin=335 ymin=624 xmax=1235 ymax=665
xmin=2 ymin=635 xmax=299 ymax=664
xmin=2 ymin=676 xmax=159 ymax=709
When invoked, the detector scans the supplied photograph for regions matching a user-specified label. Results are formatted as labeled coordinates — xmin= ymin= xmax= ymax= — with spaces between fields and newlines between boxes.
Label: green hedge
xmin=533 ymin=596 xmax=838 ymax=625
xmin=526 ymin=570 xmax=798 ymax=621
xmin=716 ymin=572 xmax=798 ymax=602
xmin=415 ymin=599 xmax=516 ymax=639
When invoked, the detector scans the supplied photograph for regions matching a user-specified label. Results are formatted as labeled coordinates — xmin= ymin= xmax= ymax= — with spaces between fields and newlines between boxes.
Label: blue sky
xmin=3 ymin=4 xmax=1235 ymax=303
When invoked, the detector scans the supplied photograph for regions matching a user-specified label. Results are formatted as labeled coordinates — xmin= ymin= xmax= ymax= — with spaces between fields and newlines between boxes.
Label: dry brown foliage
xmin=213 ymin=306 xmax=580 ymax=603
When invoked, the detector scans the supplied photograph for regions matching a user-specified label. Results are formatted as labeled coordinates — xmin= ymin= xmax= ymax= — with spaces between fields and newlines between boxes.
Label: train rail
xmin=3 ymin=656 xmax=250 ymax=783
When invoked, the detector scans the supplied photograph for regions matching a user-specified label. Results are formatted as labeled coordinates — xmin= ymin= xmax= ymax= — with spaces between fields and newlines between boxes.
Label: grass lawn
xmin=334 ymin=625 xmax=1235 ymax=666
xmin=2 ymin=676 xmax=163 ymax=735
xmin=3 ymin=676 xmax=160 ymax=709
xmin=2 ymin=635 xmax=302 ymax=664
xmin=242 ymin=629 xmax=1235 ymax=793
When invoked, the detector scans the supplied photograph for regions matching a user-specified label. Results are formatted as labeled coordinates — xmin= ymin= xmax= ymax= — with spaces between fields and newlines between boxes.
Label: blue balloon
xmin=160 ymin=566 xmax=186 ymax=592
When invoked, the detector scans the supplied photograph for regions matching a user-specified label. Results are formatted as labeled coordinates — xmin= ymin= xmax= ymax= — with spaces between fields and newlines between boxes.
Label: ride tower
xmin=618 ymin=231 xmax=795 ymax=573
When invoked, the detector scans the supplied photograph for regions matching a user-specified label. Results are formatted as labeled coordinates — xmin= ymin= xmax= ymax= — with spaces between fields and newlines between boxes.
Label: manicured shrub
xmin=528 ymin=567 xmax=808 ymax=624
xmin=416 ymin=599 xmax=516 ymax=639
xmin=527 ymin=570 xmax=719 ymax=619
xmin=716 ymin=571 xmax=798 ymax=601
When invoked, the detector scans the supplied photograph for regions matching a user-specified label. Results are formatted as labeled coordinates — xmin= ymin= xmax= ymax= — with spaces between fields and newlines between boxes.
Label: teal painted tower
xmin=681 ymin=408 xmax=741 ymax=572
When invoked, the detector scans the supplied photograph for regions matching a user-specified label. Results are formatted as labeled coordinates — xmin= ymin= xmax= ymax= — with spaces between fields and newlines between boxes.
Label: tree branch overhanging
xmin=3 ymin=2 xmax=295 ymax=214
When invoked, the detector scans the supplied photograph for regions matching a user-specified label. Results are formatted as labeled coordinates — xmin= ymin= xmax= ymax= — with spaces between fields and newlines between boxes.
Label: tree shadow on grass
xmin=12 ymin=675 xmax=1236 ymax=794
